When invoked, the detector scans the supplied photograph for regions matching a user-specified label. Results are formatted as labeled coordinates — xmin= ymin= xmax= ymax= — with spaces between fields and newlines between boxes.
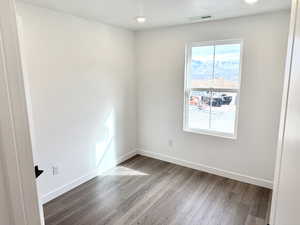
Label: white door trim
xmin=0 ymin=0 xmax=41 ymax=224
xmin=270 ymin=0 xmax=298 ymax=224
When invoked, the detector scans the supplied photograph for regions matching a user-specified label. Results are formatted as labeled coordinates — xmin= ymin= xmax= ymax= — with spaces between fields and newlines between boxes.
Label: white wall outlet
xmin=52 ymin=166 xmax=59 ymax=175
xmin=168 ymin=139 xmax=173 ymax=148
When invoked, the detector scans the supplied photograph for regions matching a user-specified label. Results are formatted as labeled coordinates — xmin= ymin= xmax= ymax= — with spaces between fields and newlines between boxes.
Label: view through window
xmin=184 ymin=40 xmax=242 ymax=138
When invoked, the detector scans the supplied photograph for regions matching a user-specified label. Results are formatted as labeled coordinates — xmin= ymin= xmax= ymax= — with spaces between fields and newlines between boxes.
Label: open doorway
xmin=1 ymin=0 xmax=296 ymax=224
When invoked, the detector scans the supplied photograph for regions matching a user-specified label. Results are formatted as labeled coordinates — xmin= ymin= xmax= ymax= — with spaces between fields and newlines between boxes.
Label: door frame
xmin=0 ymin=0 xmax=41 ymax=224
xmin=0 ymin=0 xmax=296 ymax=224
xmin=270 ymin=0 xmax=299 ymax=224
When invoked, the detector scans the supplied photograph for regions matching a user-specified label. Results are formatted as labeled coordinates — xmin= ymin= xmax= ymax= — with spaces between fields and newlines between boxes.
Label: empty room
xmin=1 ymin=0 xmax=300 ymax=225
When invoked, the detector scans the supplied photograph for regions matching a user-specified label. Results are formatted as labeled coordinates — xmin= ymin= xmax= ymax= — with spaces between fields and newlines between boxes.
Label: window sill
xmin=183 ymin=128 xmax=237 ymax=140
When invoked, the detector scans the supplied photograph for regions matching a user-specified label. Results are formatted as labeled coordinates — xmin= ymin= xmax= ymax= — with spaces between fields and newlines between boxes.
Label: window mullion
xmin=209 ymin=90 xmax=212 ymax=129
xmin=211 ymin=88 xmax=240 ymax=93
xmin=190 ymin=88 xmax=240 ymax=92
xmin=209 ymin=44 xmax=216 ymax=130
xmin=212 ymin=43 xmax=216 ymax=87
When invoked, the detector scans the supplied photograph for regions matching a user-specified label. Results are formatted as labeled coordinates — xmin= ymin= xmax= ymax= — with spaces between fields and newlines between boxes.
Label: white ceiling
xmin=20 ymin=0 xmax=291 ymax=30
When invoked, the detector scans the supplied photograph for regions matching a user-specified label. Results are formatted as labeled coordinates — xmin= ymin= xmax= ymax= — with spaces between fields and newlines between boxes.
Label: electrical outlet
xmin=168 ymin=139 xmax=173 ymax=148
xmin=52 ymin=166 xmax=59 ymax=175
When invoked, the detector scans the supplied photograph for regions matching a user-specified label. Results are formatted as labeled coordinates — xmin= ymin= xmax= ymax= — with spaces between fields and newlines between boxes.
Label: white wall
xmin=17 ymin=3 xmax=136 ymax=202
xmin=0 ymin=158 xmax=11 ymax=225
xmin=136 ymin=11 xmax=290 ymax=187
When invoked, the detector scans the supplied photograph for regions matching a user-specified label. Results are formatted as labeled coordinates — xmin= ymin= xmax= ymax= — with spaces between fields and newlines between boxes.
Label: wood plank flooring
xmin=44 ymin=155 xmax=271 ymax=225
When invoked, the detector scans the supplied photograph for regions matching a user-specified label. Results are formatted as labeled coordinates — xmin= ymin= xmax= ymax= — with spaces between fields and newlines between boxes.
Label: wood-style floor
xmin=44 ymin=155 xmax=271 ymax=225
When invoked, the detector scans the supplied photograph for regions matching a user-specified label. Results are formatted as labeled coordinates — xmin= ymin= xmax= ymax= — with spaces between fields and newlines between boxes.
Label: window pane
xmin=210 ymin=92 xmax=237 ymax=134
xmin=184 ymin=41 xmax=242 ymax=137
xmin=188 ymin=91 xmax=211 ymax=130
xmin=190 ymin=46 xmax=214 ymax=88
xmin=213 ymin=44 xmax=241 ymax=89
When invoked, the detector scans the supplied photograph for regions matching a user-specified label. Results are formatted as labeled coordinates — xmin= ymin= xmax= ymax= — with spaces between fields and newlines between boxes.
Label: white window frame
xmin=183 ymin=39 xmax=243 ymax=139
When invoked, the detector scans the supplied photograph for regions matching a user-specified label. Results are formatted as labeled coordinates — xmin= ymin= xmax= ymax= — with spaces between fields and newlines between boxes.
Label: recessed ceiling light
xmin=244 ymin=0 xmax=259 ymax=5
xmin=135 ymin=16 xmax=147 ymax=24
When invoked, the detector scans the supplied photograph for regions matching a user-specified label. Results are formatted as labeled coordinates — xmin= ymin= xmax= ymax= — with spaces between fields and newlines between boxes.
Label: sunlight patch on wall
xmin=95 ymin=110 xmax=117 ymax=174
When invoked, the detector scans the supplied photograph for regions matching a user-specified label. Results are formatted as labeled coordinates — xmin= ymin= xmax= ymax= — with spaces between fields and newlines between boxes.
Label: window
xmin=183 ymin=40 xmax=243 ymax=138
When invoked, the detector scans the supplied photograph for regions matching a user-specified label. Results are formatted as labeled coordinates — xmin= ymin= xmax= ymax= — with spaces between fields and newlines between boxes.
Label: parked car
xmin=221 ymin=94 xmax=232 ymax=105
xmin=201 ymin=96 xmax=222 ymax=107
xmin=202 ymin=94 xmax=233 ymax=107
xmin=190 ymin=93 xmax=233 ymax=108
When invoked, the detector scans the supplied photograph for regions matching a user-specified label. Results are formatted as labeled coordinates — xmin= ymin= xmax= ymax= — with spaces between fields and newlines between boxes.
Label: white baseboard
xmin=137 ymin=149 xmax=273 ymax=189
xmin=115 ymin=150 xmax=137 ymax=165
xmin=40 ymin=170 xmax=97 ymax=204
xmin=40 ymin=150 xmax=137 ymax=204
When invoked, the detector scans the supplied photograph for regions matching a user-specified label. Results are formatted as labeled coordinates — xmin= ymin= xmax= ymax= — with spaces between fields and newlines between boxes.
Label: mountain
xmin=191 ymin=59 xmax=240 ymax=82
